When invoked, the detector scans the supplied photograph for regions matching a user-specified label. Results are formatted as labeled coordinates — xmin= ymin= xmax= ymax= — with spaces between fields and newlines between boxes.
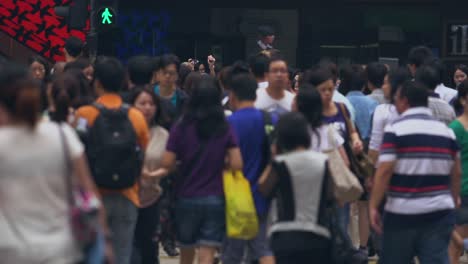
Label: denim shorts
xmin=175 ymin=196 xmax=225 ymax=248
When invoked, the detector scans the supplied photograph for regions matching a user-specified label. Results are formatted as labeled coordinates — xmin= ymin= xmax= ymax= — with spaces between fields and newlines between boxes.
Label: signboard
xmin=443 ymin=21 xmax=468 ymax=58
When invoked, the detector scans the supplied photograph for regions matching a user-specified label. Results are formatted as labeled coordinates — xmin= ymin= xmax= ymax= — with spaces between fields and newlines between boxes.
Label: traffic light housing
xmin=54 ymin=0 xmax=89 ymax=30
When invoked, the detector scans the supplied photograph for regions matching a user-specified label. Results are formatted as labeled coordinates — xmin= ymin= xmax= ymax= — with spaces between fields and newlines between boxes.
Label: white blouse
xmin=0 ymin=122 xmax=83 ymax=264
xmin=309 ymin=124 xmax=345 ymax=152
xmin=369 ymin=104 xmax=399 ymax=152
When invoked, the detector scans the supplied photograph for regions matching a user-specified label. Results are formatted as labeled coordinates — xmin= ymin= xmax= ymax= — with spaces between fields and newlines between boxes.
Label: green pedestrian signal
xmin=97 ymin=7 xmax=116 ymax=26
xmin=101 ymin=8 xmax=113 ymax=24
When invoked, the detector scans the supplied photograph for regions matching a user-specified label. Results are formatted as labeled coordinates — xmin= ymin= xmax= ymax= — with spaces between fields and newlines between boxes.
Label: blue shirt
xmin=228 ymin=107 xmax=277 ymax=216
xmin=346 ymin=91 xmax=378 ymax=140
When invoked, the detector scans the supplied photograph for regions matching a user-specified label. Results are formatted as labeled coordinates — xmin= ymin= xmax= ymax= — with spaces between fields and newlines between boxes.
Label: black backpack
xmin=85 ymin=103 xmax=144 ymax=189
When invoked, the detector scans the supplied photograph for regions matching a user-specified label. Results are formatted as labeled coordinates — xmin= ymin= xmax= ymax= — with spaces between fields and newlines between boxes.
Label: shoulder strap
xmin=338 ymin=103 xmax=356 ymax=140
xmin=93 ymin=102 xmax=130 ymax=116
xmin=92 ymin=102 xmax=105 ymax=112
xmin=58 ymin=124 xmax=74 ymax=208
xmin=121 ymin=103 xmax=131 ymax=111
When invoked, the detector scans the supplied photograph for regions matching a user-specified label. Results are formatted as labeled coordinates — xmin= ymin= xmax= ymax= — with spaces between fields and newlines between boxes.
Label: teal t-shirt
xmin=450 ymin=120 xmax=468 ymax=196
xmin=154 ymin=85 xmax=177 ymax=107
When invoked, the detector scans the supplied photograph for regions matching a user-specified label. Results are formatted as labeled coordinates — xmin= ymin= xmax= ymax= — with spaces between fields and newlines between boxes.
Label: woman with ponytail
xmin=46 ymin=70 xmax=94 ymax=124
xmin=49 ymin=71 xmax=82 ymax=124
xmin=0 ymin=63 xmax=112 ymax=263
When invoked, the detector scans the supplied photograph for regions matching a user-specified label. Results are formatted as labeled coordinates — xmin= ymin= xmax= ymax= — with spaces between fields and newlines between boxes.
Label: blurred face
xmin=264 ymin=35 xmax=275 ymax=45
xmin=198 ymin=64 xmax=206 ymax=74
xmin=454 ymin=69 xmax=467 ymax=87
xmin=158 ymin=64 xmax=178 ymax=88
xmin=134 ymin=91 xmax=157 ymax=124
xmin=394 ymin=88 xmax=409 ymax=114
xmin=267 ymin=61 xmax=288 ymax=89
xmin=316 ymin=80 xmax=335 ymax=105
xmin=83 ymin=65 xmax=94 ymax=83
xmin=382 ymin=74 xmax=391 ymax=99
xmin=30 ymin=61 xmax=46 ymax=80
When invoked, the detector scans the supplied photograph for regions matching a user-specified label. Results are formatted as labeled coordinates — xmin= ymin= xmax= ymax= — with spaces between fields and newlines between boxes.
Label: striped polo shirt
xmin=379 ymin=107 xmax=458 ymax=220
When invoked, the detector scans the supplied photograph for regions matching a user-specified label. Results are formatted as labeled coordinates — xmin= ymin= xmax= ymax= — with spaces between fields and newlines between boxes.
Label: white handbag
xmin=323 ymin=125 xmax=363 ymax=204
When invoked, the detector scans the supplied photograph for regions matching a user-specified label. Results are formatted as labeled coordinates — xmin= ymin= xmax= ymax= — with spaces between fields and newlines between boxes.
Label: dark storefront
xmin=114 ymin=0 xmax=468 ymax=81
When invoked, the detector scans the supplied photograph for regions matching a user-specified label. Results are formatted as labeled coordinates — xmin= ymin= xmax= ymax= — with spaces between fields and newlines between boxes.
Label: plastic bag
xmin=223 ymin=170 xmax=259 ymax=240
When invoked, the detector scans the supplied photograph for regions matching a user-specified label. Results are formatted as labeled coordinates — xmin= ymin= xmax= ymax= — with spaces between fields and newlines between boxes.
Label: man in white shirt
xmin=416 ymin=64 xmax=456 ymax=125
xmin=255 ymin=56 xmax=294 ymax=114
xmin=429 ymin=58 xmax=458 ymax=103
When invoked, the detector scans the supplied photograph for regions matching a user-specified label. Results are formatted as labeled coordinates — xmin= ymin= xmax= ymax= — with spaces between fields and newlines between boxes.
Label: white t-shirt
xmin=255 ymin=87 xmax=295 ymax=115
xmin=310 ymin=124 xmax=345 ymax=152
xmin=258 ymin=81 xmax=268 ymax=90
xmin=435 ymin=84 xmax=457 ymax=103
xmin=0 ymin=122 xmax=83 ymax=264
xmin=369 ymin=104 xmax=399 ymax=151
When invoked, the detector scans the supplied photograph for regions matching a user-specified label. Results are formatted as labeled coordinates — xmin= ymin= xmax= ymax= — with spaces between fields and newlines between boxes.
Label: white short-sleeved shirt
xmin=435 ymin=84 xmax=458 ymax=103
xmin=255 ymin=87 xmax=295 ymax=115
xmin=0 ymin=122 xmax=83 ymax=264
xmin=369 ymin=104 xmax=399 ymax=152
xmin=258 ymin=81 xmax=269 ymax=90
xmin=310 ymin=124 xmax=345 ymax=152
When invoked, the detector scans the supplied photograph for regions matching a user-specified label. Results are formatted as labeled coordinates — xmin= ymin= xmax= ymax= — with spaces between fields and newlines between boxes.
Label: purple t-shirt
xmin=166 ymin=121 xmax=238 ymax=198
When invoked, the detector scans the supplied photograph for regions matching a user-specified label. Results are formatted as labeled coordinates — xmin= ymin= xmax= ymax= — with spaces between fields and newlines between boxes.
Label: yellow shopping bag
xmin=223 ymin=170 xmax=259 ymax=240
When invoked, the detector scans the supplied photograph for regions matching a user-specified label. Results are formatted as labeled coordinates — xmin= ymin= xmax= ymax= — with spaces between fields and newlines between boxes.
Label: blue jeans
xmin=175 ymin=196 xmax=225 ymax=248
xmin=336 ymin=203 xmax=352 ymax=244
xmin=380 ymin=211 xmax=455 ymax=264
xmin=85 ymin=228 xmax=105 ymax=264
xmin=103 ymin=194 xmax=138 ymax=264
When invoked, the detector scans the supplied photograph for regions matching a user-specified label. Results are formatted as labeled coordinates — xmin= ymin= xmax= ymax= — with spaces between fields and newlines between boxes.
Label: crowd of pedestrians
xmin=2 ymin=33 xmax=468 ymax=264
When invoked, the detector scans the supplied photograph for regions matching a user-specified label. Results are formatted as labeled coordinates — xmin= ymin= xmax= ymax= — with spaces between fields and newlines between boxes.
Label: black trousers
xmin=275 ymin=249 xmax=331 ymax=264
xmin=133 ymin=201 xmax=160 ymax=264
